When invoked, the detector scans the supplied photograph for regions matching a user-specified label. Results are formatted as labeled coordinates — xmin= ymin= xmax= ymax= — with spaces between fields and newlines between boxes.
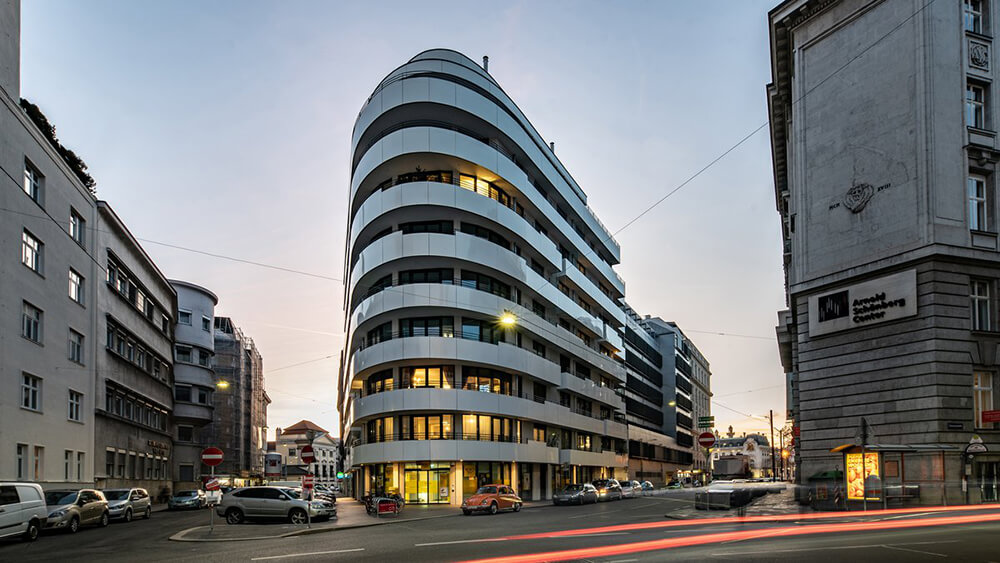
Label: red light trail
xmin=458 ymin=509 xmax=1000 ymax=563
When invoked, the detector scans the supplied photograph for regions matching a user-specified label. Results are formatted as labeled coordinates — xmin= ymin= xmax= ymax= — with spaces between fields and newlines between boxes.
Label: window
xmin=399 ymin=268 xmax=453 ymax=285
xmin=365 ymin=322 xmax=392 ymax=347
xmin=69 ymin=269 xmax=84 ymax=304
xmin=33 ymin=446 xmax=44 ymax=480
xmin=463 ymin=367 xmax=513 ymax=395
xmin=364 ymin=274 xmax=393 ymax=299
xmin=366 ymin=370 xmax=394 ymax=395
xmin=68 ymin=390 xmax=82 ymax=422
xmin=460 ymin=222 xmax=511 ymax=250
xmin=202 ymin=316 xmax=211 ymax=331
xmin=975 ymin=371 xmax=995 ymax=429
xmin=400 ymin=366 xmax=454 ymax=389
xmin=460 ymin=271 xmax=510 ymax=299
xmin=972 ymin=279 xmax=992 ymax=331
xmin=175 ymin=385 xmax=192 ymax=402
xmin=198 ymin=349 xmax=211 ymax=367
xmin=532 ymin=340 xmax=546 ymax=358
xmin=399 ymin=220 xmax=453 ymax=234
xmin=117 ymin=452 xmax=125 ymax=478
xmin=533 ymin=425 xmax=547 ymax=442
xmin=76 ymin=453 xmax=84 ymax=481
xmin=105 ymin=450 xmax=115 ymax=477
xmin=21 ymin=374 xmax=41 ymax=411
xmin=68 ymin=330 xmax=84 ymax=364
xmin=967 ymin=82 xmax=986 ymax=129
xmin=21 ymin=230 xmax=42 ymax=273
xmin=69 ymin=209 xmax=85 ymax=246
xmin=458 ymin=174 xmax=511 ymax=208
xmin=966 ymin=0 xmax=985 ymax=34
xmin=16 ymin=444 xmax=27 ymax=479
xmin=969 ymin=174 xmax=991 ymax=231
xmin=400 ymin=316 xmax=454 ymax=337
xmin=461 ymin=318 xmax=501 ymax=344
xmin=23 ymin=159 xmax=43 ymax=203
xmin=178 ymin=310 xmax=192 ymax=325
xmin=64 ymin=450 xmax=73 ymax=480
xmin=176 ymin=346 xmax=192 ymax=363
xmin=288 ymin=448 xmax=297 ymax=457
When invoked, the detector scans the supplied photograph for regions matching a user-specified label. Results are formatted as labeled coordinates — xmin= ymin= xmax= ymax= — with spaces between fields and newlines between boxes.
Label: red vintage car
xmin=461 ymin=484 xmax=522 ymax=515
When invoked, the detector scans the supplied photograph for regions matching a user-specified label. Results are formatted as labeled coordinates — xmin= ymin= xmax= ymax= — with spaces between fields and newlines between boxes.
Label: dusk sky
xmin=20 ymin=0 xmax=785 ymax=439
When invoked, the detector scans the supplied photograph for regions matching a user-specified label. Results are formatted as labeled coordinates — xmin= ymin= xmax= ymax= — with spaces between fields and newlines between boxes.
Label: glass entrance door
xmin=404 ymin=466 xmax=451 ymax=504
xmin=980 ymin=461 xmax=999 ymax=503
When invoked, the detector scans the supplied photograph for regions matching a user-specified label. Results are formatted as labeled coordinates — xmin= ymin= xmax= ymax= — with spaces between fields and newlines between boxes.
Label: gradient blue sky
xmin=20 ymin=0 xmax=785 ymax=438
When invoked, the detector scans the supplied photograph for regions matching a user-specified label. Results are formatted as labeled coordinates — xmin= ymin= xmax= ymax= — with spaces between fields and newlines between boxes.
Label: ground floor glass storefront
xmin=405 ymin=463 xmax=452 ymax=504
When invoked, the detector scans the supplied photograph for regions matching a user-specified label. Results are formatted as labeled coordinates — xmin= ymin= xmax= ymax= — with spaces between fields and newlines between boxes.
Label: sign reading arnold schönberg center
xmin=808 ymin=269 xmax=917 ymax=337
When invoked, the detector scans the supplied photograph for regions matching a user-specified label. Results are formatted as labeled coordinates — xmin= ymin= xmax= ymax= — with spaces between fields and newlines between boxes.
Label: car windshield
xmin=176 ymin=490 xmax=198 ymax=497
xmin=45 ymin=491 xmax=77 ymax=505
xmin=102 ymin=490 xmax=130 ymax=500
xmin=563 ymin=485 xmax=583 ymax=492
xmin=281 ymin=488 xmax=301 ymax=499
xmin=593 ymin=480 xmax=609 ymax=487
xmin=475 ymin=486 xmax=497 ymax=495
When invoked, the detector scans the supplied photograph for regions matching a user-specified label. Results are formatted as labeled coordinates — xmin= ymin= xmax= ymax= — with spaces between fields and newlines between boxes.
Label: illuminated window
xmin=969 ymin=175 xmax=991 ymax=231
xmin=401 ymin=366 xmax=454 ymax=389
xmin=70 ymin=209 xmax=85 ymax=246
xmin=23 ymin=159 xmax=43 ymax=204
xmin=22 ymin=230 xmax=42 ymax=273
xmin=975 ymin=372 xmax=994 ymax=429
xmin=69 ymin=269 xmax=84 ymax=304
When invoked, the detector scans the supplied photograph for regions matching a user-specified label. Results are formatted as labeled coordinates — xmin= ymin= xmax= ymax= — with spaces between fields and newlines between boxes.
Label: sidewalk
xmin=664 ymin=485 xmax=813 ymax=519
xmin=170 ymin=498 xmax=553 ymax=542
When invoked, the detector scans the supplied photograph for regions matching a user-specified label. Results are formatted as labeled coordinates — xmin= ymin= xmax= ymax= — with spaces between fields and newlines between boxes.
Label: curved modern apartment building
xmin=338 ymin=49 xmax=630 ymax=505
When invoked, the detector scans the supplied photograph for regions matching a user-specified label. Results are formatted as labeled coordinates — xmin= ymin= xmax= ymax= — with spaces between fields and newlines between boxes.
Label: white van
xmin=0 ymin=483 xmax=47 ymax=541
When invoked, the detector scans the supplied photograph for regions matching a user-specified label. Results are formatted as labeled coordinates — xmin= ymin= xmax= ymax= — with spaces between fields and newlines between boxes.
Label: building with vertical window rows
xmin=337 ymin=49 xmax=632 ymax=504
xmin=770 ymin=0 xmax=1000 ymax=504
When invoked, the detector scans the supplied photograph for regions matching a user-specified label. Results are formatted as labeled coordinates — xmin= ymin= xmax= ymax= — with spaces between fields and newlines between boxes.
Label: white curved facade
xmin=338 ymin=49 xmax=629 ymax=505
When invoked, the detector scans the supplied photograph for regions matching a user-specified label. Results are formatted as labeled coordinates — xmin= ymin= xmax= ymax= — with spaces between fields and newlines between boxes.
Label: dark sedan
xmin=552 ymin=483 xmax=598 ymax=505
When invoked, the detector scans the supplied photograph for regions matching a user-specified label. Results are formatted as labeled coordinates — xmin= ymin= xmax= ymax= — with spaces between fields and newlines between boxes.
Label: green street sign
xmin=698 ymin=416 xmax=715 ymax=422
xmin=336 ymin=472 xmax=345 ymax=479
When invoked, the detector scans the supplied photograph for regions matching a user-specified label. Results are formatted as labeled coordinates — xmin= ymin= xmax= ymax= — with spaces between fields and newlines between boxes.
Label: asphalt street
xmin=3 ymin=494 xmax=999 ymax=562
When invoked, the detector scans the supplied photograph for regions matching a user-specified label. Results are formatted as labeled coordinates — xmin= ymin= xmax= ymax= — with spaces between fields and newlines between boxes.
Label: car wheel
xmin=99 ymin=512 xmax=110 ymax=527
xmin=225 ymin=508 xmax=244 ymax=525
xmin=22 ymin=519 xmax=40 ymax=542
xmin=289 ymin=508 xmax=308 ymax=525
xmin=513 ymin=502 xmax=521 ymax=512
xmin=489 ymin=502 xmax=498 ymax=515
xmin=462 ymin=509 xmax=471 ymax=516
xmin=123 ymin=508 xmax=133 ymax=523
xmin=67 ymin=516 xmax=80 ymax=534
xmin=144 ymin=506 xmax=152 ymax=519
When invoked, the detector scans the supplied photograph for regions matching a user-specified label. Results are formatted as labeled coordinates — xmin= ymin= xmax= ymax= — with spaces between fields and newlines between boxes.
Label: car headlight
xmin=311 ymin=502 xmax=324 ymax=509
xmin=480 ymin=499 xmax=489 ymax=505
xmin=49 ymin=510 xmax=66 ymax=518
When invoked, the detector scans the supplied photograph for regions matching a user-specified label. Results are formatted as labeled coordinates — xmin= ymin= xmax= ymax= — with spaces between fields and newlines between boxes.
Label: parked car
xmin=666 ymin=480 xmax=683 ymax=489
xmin=461 ymin=484 xmax=522 ymax=515
xmin=552 ymin=483 xmax=598 ymax=505
xmin=0 ymin=483 xmax=47 ymax=541
xmin=216 ymin=486 xmax=335 ymax=525
xmin=101 ymin=488 xmax=151 ymax=522
xmin=592 ymin=479 xmax=623 ymax=501
xmin=641 ymin=481 xmax=655 ymax=493
xmin=43 ymin=489 xmax=109 ymax=533
xmin=620 ymin=480 xmax=638 ymax=498
xmin=168 ymin=489 xmax=206 ymax=510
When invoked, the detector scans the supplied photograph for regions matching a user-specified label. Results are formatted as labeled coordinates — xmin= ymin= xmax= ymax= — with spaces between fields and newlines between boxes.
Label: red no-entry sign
xmin=698 ymin=432 xmax=716 ymax=449
xmin=201 ymin=447 xmax=224 ymax=467
xmin=300 ymin=445 xmax=315 ymax=464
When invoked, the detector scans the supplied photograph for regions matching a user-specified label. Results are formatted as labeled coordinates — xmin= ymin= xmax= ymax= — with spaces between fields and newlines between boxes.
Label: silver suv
xmin=101 ymin=488 xmax=152 ymax=522
xmin=216 ymin=486 xmax=335 ymax=525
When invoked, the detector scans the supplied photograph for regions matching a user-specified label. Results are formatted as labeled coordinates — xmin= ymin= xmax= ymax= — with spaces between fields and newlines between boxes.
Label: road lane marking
xmin=881 ymin=544 xmax=947 ymax=557
xmin=416 ymin=538 xmax=506 ymax=547
xmin=251 ymin=548 xmax=364 ymax=560
xmin=416 ymin=532 xmax=631 ymax=547
xmin=879 ymin=511 xmax=936 ymax=521
xmin=568 ymin=510 xmax=619 ymax=519
xmin=608 ymin=559 xmax=638 ymax=563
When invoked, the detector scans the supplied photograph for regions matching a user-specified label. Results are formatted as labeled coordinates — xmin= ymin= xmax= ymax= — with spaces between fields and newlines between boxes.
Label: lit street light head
xmin=499 ymin=312 xmax=517 ymax=328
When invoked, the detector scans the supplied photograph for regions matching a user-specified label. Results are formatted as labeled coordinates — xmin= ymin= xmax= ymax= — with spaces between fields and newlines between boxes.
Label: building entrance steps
xmin=170 ymin=497 xmax=553 ymax=542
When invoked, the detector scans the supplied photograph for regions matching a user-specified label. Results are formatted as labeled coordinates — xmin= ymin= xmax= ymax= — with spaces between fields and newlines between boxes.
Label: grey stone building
xmin=95 ymin=202 xmax=176 ymax=492
xmin=769 ymin=0 xmax=1000 ymax=504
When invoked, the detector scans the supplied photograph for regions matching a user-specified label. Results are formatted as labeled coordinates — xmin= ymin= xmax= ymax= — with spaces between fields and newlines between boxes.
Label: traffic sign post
xmin=201 ymin=447 xmax=224 ymax=533
xmin=300 ymin=445 xmax=315 ymax=464
xmin=301 ymin=473 xmax=315 ymax=528
xmin=697 ymin=432 xmax=716 ymax=449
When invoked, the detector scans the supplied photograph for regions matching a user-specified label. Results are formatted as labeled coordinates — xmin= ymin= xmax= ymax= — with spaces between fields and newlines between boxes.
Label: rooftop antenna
xmin=550 ymin=141 xmax=555 ymax=153
xmin=482 ymin=55 xmax=489 ymax=72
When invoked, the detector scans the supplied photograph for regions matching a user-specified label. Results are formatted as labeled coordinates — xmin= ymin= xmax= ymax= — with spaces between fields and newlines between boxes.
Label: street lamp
xmin=499 ymin=312 xmax=517 ymax=328
xmin=216 ymin=380 xmax=230 ymax=389
xmin=667 ymin=401 xmax=676 ymax=407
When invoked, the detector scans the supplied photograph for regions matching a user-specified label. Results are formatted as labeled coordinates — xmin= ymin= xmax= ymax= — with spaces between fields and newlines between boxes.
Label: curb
xmin=169 ymin=502 xmax=554 ymax=542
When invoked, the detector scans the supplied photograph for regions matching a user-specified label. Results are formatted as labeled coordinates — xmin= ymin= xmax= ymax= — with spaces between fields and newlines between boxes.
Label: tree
xmin=19 ymin=98 xmax=97 ymax=195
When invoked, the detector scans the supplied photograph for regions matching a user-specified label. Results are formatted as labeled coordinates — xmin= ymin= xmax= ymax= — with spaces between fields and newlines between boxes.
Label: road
xmin=3 ymin=496 xmax=999 ymax=562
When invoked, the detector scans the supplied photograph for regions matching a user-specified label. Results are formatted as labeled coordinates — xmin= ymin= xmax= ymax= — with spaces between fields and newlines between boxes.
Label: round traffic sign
xmin=300 ymin=445 xmax=315 ymax=464
xmin=697 ymin=432 xmax=716 ymax=448
xmin=201 ymin=447 xmax=224 ymax=467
